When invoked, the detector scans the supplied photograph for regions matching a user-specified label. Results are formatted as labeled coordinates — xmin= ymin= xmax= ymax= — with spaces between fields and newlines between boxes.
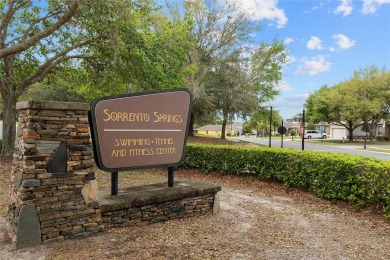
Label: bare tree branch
xmin=18 ymin=54 xmax=92 ymax=93
xmin=18 ymin=36 xmax=100 ymax=93
xmin=0 ymin=1 xmax=79 ymax=59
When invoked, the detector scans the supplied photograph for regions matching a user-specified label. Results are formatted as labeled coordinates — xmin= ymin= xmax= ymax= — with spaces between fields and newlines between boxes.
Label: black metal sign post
xmin=269 ymin=106 xmax=273 ymax=148
xmin=278 ymin=121 xmax=287 ymax=148
xmin=111 ymin=172 xmax=118 ymax=195
xmin=302 ymin=109 xmax=305 ymax=151
xmin=281 ymin=121 xmax=284 ymax=148
xmin=168 ymin=167 xmax=174 ymax=187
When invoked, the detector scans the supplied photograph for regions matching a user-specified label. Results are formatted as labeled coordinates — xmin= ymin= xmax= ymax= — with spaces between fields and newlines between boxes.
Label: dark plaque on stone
xmin=89 ymin=89 xmax=192 ymax=172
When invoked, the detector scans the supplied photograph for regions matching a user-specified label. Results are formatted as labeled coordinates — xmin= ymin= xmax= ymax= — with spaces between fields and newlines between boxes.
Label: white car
xmin=304 ymin=130 xmax=327 ymax=139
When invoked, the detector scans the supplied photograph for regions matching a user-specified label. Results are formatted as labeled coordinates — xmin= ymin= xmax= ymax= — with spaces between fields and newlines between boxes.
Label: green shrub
xmin=183 ymin=144 xmax=390 ymax=220
xmin=376 ymin=136 xmax=390 ymax=141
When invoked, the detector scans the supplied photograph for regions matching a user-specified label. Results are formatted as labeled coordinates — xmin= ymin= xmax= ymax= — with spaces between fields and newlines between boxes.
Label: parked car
xmin=304 ymin=130 xmax=327 ymax=139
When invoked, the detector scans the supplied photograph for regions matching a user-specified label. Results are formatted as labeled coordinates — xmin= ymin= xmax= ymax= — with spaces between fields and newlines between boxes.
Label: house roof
xmin=283 ymin=121 xmax=307 ymax=129
xmin=195 ymin=125 xmax=222 ymax=131
xmin=195 ymin=122 xmax=243 ymax=132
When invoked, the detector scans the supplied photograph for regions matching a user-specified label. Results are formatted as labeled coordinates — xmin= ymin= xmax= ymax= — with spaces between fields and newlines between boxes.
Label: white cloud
xmin=307 ymin=36 xmax=324 ymax=50
xmin=303 ymin=1 xmax=326 ymax=13
xmin=284 ymin=37 xmax=294 ymax=45
xmin=272 ymin=94 xmax=310 ymax=118
xmin=362 ymin=0 xmax=390 ymax=14
xmin=334 ymin=0 xmax=353 ymax=16
xmin=276 ymin=80 xmax=293 ymax=92
xmin=234 ymin=0 xmax=288 ymax=28
xmin=283 ymin=94 xmax=310 ymax=103
xmin=286 ymin=55 xmax=296 ymax=65
xmin=295 ymin=55 xmax=331 ymax=76
xmin=311 ymin=1 xmax=325 ymax=11
xmin=333 ymin=34 xmax=356 ymax=49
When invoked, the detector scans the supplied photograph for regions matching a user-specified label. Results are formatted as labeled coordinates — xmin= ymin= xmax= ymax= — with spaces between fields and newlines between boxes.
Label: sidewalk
xmin=304 ymin=139 xmax=390 ymax=151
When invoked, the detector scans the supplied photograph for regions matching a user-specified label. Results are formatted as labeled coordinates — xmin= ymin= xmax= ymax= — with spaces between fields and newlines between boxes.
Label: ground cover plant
xmin=183 ymin=143 xmax=390 ymax=220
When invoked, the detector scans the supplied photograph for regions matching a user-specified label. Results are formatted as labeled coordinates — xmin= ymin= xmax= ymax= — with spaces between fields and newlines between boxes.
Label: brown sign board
xmin=89 ymin=89 xmax=192 ymax=172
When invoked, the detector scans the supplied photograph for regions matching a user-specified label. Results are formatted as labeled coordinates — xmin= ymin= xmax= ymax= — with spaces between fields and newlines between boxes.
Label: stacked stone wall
xmin=8 ymin=101 xmax=103 ymax=249
xmin=102 ymin=194 xmax=215 ymax=227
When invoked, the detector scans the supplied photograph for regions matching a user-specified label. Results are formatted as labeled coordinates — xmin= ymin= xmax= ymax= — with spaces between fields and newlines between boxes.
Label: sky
xmin=230 ymin=0 xmax=390 ymax=120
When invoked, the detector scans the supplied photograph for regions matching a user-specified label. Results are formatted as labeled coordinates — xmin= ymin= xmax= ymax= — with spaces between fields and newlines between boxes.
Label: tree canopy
xmin=205 ymin=39 xmax=286 ymax=138
xmin=0 ymin=0 xmax=194 ymax=155
xmin=244 ymin=107 xmax=283 ymax=136
xmin=167 ymin=0 xmax=287 ymax=136
xmin=305 ymin=66 xmax=390 ymax=141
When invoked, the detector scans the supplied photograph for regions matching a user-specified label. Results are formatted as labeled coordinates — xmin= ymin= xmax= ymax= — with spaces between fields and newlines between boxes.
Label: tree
xmin=246 ymin=107 xmax=282 ymax=136
xmin=0 ymin=0 xmax=118 ymax=155
xmin=305 ymin=66 xmax=390 ymax=141
xmin=305 ymin=85 xmax=332 ymax=124
xmin=22 ymin=82 xmax=85 ymax=103
xmin=306 ymin=123 xmax=316 ymax=130
xmin=350 ymin=66 xmax=390 ymax=141
xmin=72 ymin=8 xmax=195 ymax=101
xmin=306 ymin=83 xmax=364 ymax=141
xmin=205 ymin=50 xmax=244 ymax=139
xmin=206 ymin=40 xmax=286 ymax=139
xmin=170 ymin=0 xmax=262 ymax=136
xmin=0 ymin=0 xmax=194 ymax=156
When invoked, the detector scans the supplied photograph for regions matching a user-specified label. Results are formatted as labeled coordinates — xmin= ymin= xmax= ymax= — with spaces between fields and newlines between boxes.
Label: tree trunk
xmin=347 ymin=122 xmax=354 ymax=141
xmin=220 ymin=110 xmax=229 ymax=139
xmin=369 ymin=130 xmax=374 ymax=142
xmin=188 ymin=112 xmax=195 ymax=136
xmin=1 ymin=93 xmax=18 ymax=156
xmin=221 ymin=118 xmax=227 ymax=139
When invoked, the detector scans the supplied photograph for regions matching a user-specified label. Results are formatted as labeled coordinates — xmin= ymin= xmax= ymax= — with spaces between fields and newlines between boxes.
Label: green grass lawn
xmin=356 ymin=147 xmax=390 ymax=153
xmin=304 ymin=139 xmax=390 ymax=146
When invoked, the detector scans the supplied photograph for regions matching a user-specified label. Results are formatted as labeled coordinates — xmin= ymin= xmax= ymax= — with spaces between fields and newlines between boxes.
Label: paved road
xmin=237 ymin=137 xmax=390 ymax=161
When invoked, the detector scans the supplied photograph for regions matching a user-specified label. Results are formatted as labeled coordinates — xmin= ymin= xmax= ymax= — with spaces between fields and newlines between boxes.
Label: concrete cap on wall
xmin=16 ymin=100 xmax=89 ymax=111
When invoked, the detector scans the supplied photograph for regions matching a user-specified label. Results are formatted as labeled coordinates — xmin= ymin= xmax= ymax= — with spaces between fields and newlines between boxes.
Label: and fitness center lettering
xmin=111 ymin=138 xmax=176 ymax=157
xmin=102 ymin=108 xmax=182 ymax=158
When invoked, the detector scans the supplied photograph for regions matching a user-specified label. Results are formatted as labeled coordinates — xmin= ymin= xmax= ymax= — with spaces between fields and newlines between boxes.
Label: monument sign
xmin=90 ymin=89 xmax=192 ymax=172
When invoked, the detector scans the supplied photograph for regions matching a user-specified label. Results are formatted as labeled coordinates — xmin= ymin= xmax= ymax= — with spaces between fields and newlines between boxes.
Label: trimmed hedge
xmin=183 ymin=144 xmax=390 ymax=220
xmin=376 ymin=136 xmax=390 ymax=141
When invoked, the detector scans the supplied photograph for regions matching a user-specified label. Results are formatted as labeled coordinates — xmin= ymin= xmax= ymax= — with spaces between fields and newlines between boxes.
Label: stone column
xmin=7 ymin=101 xmax=103 ymax=249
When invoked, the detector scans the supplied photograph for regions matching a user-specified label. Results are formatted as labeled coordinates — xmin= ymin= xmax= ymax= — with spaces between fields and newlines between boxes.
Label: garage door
xmin=331 ymin=128 xmax=345 ymax=139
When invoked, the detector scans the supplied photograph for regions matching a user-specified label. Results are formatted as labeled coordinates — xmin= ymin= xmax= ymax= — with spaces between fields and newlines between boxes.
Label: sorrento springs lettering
xmin=103 ymin=109 xmax=182 ymax=123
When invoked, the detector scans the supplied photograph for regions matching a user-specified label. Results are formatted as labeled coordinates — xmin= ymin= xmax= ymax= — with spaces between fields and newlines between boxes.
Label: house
xmin=284 ymin=113 xmax=389 ymax=139
xmin=284 ymin=114 xmax=307 ymax=136
xmin=195 ymin=122 xmax=243 ymax=137
xmin=315 ymin=120 xmax=389 ymax=139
